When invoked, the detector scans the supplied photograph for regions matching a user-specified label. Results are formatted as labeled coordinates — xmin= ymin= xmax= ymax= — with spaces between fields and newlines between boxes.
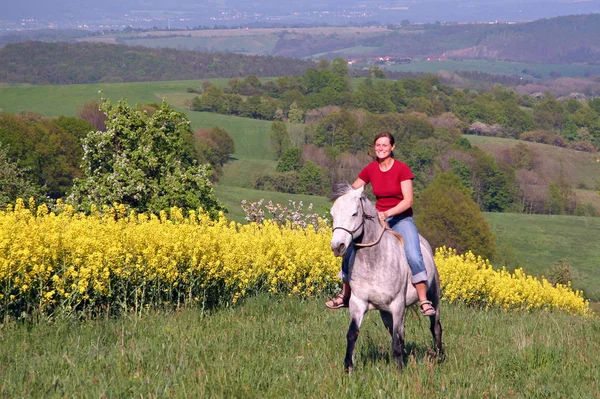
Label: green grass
xmin=218 ymin=159 xmax=278 ymax=188
xmin=1 ymin=294 xmax=598 ymax=398
xmin=484 ymin=212 xmax=600 ymax=301
xmin=386 ymin=59 xmax=600 ymax=79
xmin=187 ymin=113 xmax=274 ymax=161
xmin=0 ymin=79 xmax=231 ymax=117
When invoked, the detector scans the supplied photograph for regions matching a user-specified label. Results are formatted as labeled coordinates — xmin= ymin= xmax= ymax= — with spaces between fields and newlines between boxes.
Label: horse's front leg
xmin=391 ymin=305 xmax=407 ymax=370
xmin=344 ymin=297 xmax=368 ymax=372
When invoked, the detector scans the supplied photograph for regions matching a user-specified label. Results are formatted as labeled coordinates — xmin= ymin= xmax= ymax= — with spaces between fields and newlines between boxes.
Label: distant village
xmin=346 ymin=55 xmax=448 ymax=66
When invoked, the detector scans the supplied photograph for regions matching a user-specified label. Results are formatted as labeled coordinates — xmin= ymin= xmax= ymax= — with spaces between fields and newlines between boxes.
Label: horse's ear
xmin=354 ymin=185 xmax=364 ymax=196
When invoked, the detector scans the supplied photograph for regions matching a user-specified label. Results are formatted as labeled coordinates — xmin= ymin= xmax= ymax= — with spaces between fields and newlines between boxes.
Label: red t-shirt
xmin=358 ymin=159 xmax=414 ymax=216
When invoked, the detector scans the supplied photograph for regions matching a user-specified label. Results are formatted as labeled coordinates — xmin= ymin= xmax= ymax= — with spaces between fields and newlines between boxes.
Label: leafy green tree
xmin=407 ymin=97 xmax=434 ymax=115
xmin=352 ymin=79 xmax=396 ymax=114
xmin=470 ymin=149 xmax=513 ymax=212
xmin=298 ymin=161 xmax=330 ymax=196
xmin=313 ymin=109 xmax=360 ymax=151
xmin=533 ymin=92 xmax=565 ymax=131
xmin=546 ymin=176 xmax=576 ymax=215
xmin=368 ymin=66 xmax=386 ymax=79
xmin=415 ymin=172 xmax=496 ymax=260
xmin=0 ymin=112 xmax=82 ymax=198
xmin=68 ymin=98 xmax=225 ymax=216
xmin=270 ymin=121 xmax=291 ymax=159
xmin=0 ymin=144 xmax=44 ymax=209
xmin=330 ymin=58 xmax=349 ymax=77
xmin=287 ymin=101 xmax=305 ymax=123
xmin=195 ymin=126 xmax=235 ymax=167
xmin=277 ymin=147 xmax=303 ymax=172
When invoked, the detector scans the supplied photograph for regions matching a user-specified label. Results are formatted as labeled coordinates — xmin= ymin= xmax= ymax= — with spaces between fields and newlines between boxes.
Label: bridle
xmin=332 ymin=197 xmax=389 ymax=248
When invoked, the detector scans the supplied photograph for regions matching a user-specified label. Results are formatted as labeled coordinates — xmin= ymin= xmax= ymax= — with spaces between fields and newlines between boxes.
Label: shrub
xmin=520 ymin=130 xmax=567 ymax=147
xmin=546 ymin=261 xmax=573 ymax=287
xmin=567 ymin=141 xmax=597 ymax=153
xmin=415 ymin=172 xmax=496 ymax=260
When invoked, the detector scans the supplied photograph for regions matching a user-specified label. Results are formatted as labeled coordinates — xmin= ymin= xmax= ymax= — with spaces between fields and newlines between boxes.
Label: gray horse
xmin=330 ymin=184 xmax=444 ymax=371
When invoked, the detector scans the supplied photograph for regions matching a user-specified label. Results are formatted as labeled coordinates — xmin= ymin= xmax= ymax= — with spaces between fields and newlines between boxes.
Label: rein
xmin=332 ymin=197 xmax=398 ymax=248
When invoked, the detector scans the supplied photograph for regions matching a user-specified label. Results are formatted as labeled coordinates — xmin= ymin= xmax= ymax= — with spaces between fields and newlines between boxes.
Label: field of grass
xmin=1 ymin=294 xmax=598 ymax=398
xmin=484 ymin=213 xmax=600 ymax=301
xmin=386 ymin=59 xmax=600 ymax=79
xmin=0 ymin=79 xmax=230 ymax=118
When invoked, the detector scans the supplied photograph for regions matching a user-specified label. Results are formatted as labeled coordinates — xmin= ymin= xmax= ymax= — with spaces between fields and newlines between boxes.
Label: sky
xmin=2 ymin=0 xmax=600 ymax=28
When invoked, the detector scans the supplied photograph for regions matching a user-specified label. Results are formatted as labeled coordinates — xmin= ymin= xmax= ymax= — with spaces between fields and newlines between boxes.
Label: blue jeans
xmin=340 ymin=215 xmax=428 ymax=285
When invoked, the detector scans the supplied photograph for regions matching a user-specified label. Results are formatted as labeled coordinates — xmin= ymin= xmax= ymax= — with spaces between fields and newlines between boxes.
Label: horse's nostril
xmin=338 ymin=243 xmax=346 ymax=254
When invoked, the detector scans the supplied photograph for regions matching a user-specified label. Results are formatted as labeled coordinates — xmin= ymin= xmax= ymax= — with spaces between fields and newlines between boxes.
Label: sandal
xmin=325 ymin=294 xmax=349 ymax=309
xmin=419 ymin=300 xmax=436 ymax=316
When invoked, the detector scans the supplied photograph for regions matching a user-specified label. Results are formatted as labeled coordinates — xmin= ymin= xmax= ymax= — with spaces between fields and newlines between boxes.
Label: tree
xmin=0 ymin=144 xmax=44 ymax=209
xmin=368 ymin=66 xmax=386 ymax=79
xmin=68 ymin=98 xmax=225 ymax=216
xmin=195 ymin=126 xmax=235 ymax=167
xmin=277 ymin=147 xmax=303 ymax=172
xmin=330 ymin=57 xmax=349 ymax=77
xmin=298 ymin=160 xmax=330 ymax=196
xmin=287 ymin=101 xmax=305 ymax=124
xmin=0 ymin=111 xmax=83 ymax=198
xmin=415 ymin=172 xmax=496 ymax=260
xmin=270 ymin=121 xmax=290 ymax=159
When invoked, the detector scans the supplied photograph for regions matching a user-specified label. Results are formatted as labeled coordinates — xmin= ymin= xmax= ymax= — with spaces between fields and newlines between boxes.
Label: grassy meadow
xmin=484 ymin=213 xmax=600 ymax=301
xmin=1 ymin=294 xmax=598 ymax=398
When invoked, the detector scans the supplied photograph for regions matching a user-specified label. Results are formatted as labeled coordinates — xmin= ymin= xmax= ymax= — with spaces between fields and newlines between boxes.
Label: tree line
xmin=0 ymin=41 xmax=316 ymax=85
xmin=190 ymin=62 xmax=600 ymax=151
xmin=193 ymin=61 xmax=598 ymax=218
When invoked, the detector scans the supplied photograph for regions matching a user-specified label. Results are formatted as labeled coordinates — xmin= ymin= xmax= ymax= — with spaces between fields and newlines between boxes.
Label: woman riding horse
xmin=326 ymin=131 xmax=435 ymax=317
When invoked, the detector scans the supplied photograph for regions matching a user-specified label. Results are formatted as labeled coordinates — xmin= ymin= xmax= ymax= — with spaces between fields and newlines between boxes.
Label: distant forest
xmin=0 ymin=41 xmax=528 ymax=86
xmin=0 ymin=41 xmax=317 ymax=85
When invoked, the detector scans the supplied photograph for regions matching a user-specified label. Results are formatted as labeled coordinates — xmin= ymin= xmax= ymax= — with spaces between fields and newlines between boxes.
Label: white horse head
xmin=330 ymin=185 xmax=364 ymax=257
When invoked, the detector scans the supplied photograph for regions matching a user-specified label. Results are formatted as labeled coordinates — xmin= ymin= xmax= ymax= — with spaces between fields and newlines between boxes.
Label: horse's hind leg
xmin=379 ymin=310 xmax=393 ymax=336
xmin=344 ymin=299 xmax=368 ymax=372
xmin=429 ymin=312 xmax=444 ymax=360
xmin=391 ymin=306 xmax=407 ymax=370
xmin=428 ymin=278 xmax=445 ymax=359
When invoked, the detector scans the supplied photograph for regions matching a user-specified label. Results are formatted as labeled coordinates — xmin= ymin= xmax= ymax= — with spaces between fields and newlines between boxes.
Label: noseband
xmin=332 ymin=197 xmax=387 ymax=248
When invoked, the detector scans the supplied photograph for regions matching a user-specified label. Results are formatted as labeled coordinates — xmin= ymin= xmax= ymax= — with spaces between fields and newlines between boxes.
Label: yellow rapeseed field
xmin=0 ymin=199 xmax=591 ymax=318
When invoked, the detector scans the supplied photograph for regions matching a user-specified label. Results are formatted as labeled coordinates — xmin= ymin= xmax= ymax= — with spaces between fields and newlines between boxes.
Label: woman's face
xmin=374 ymin=137 xmax=395 ymax=160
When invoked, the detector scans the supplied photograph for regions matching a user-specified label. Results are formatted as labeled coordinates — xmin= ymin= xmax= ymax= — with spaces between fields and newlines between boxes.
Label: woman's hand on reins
xmin=378 ymin=211 xmax=387 ymax=221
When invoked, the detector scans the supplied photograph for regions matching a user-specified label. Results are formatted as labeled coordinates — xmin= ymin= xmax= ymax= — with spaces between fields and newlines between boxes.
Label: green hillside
xmin=2 ymin=80 xmax=599 ymax=302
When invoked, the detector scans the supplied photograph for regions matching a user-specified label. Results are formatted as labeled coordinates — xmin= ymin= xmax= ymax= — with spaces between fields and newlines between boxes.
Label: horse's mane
xmin=330 ymin=183 xmax=355 ymax=201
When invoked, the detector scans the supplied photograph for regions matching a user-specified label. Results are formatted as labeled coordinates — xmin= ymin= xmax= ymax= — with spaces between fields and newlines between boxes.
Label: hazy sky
xmin=3 ymin=0 xmax=600 ymax=26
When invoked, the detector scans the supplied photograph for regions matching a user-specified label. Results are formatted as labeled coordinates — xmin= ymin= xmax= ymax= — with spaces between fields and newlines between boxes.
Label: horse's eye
xmin=352 ymin=212 xmax=358 ymax=217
